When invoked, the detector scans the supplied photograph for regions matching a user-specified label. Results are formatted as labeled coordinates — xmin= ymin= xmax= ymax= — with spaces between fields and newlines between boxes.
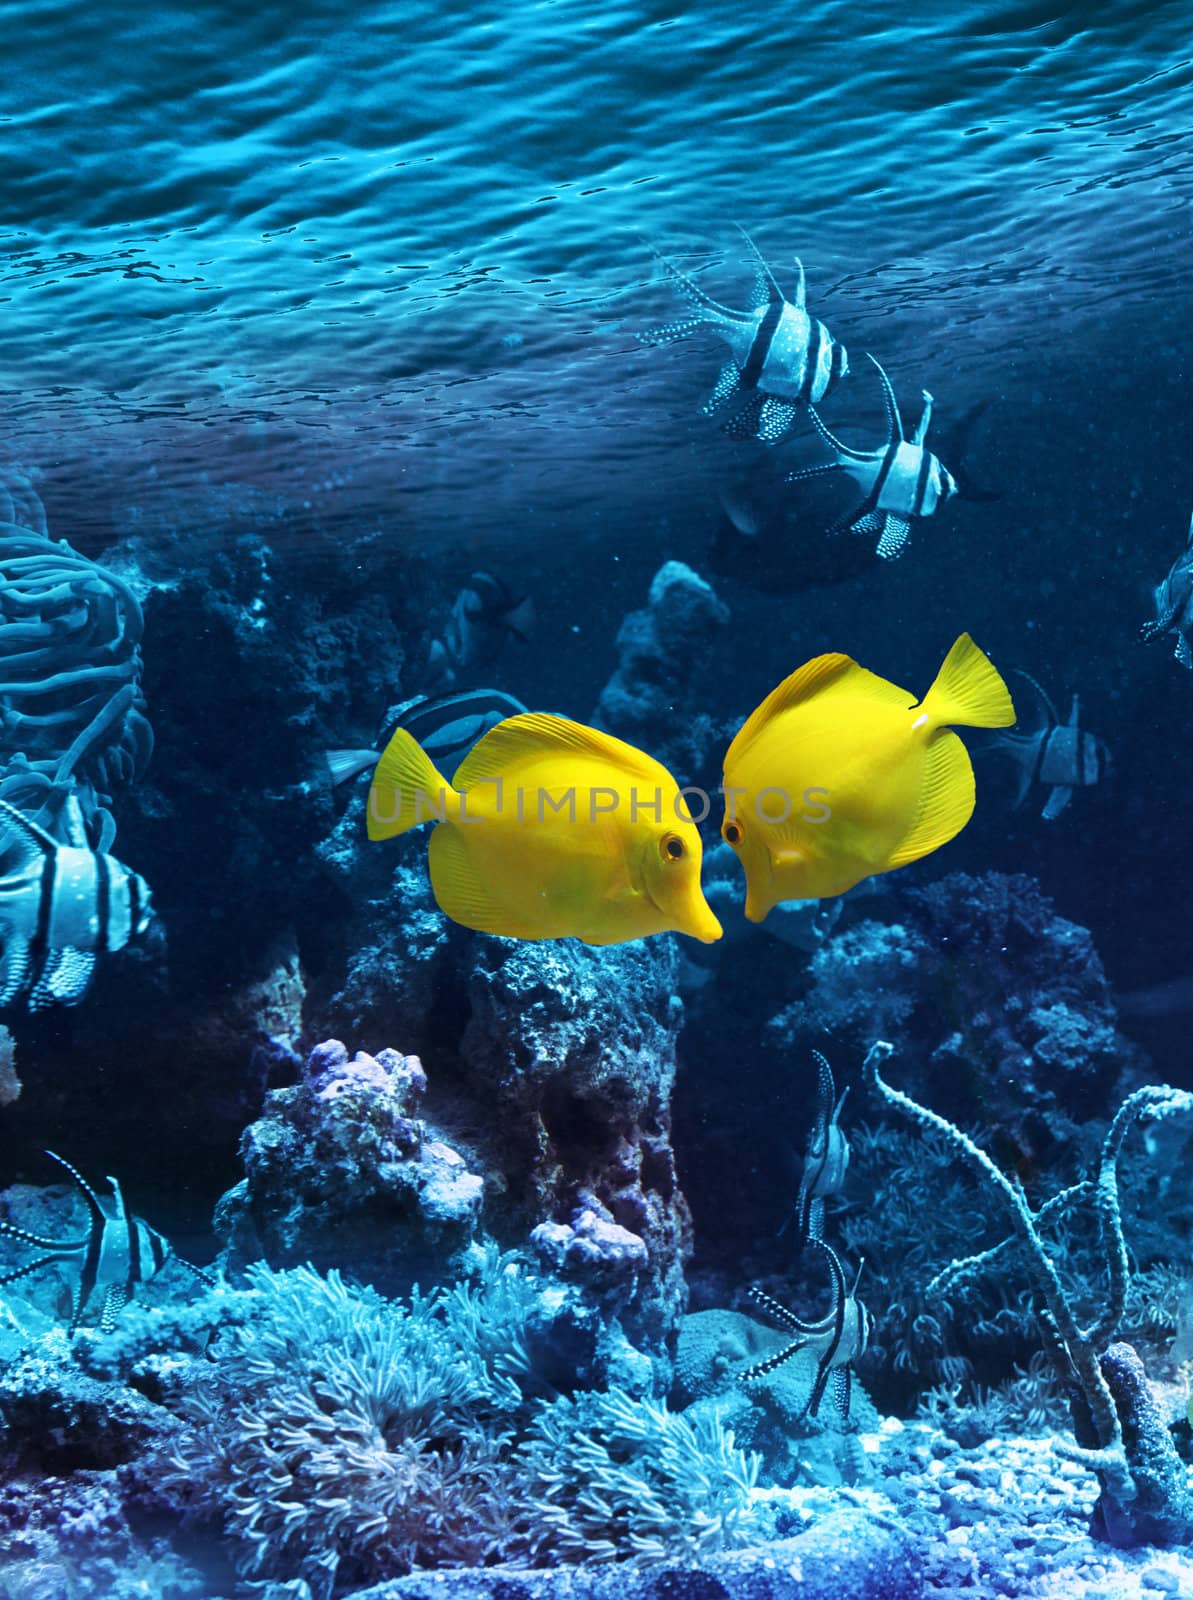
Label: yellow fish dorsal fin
xmin=727 ymin=652 xmax=914 ymax=765
xmin=454 ymin=712 xmax=663 ymax=788
xmin=919 ymin=634 xmax=1016 ymax=731
xmin=886 ymin=729 xmax=975 ymax=869
xmin=367 ymin=729 xmax=454 ymax=841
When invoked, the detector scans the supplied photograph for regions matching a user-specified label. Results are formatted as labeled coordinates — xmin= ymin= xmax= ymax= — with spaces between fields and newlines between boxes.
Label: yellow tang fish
xmin=721 ymin=633 xmax=1015 ymax=920
xmin=367 ymin=712 xmax=723 ymax=947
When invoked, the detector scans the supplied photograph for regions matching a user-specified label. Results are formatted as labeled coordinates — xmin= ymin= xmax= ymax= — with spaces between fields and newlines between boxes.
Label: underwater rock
xmin=770 ymin=870 xmax=1145 ymax=1138
xmin=592 ymin=559 xmax=730 ymax=781
xmin=340 ymin=1506 xmax=921 ymax=1599
xmin=314 ymin=844 xmax=454 ymax=1046
xmin=461 ymin=935 xmax=690 ymax=1374
xmin=214 ymin=1039 xmax=484 ymax=1289
xmin=0 ymin=1328 xmax=171 ymax=1473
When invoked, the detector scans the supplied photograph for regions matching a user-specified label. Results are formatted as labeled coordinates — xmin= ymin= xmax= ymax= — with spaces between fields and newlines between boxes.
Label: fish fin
xmin=920 ymin=634 xmax=1015 ymax=731
xmin=807 ymin=405 xmax=873 ymax=464
xmin=1138 ymin=619 xmax=1164 ymax=642
xmin=727 ymin=656 xmax=913 ymax=766
xmin=326 ymin=749 xmax=379 ymax=786
xmin=875 ymin=514 xmax=912 ymax=559
xmin=829 ymin=1365 xmax=852 ymax=1420
xmin=0 ymin=798 xmax=58 ymax=861
xmin=0 ymin=936 xmax=31 ymax=1008
xmin=502 ymin=596 xmax=535 ymax=642
xmin=757 ymin=397 xmax=800 ymax=442
xmin=1042 ymin=785 xmax=1072 ymax=822
xmin=722 ymin=393 xmax=766 ymax=440
xmin=792 ymin=257 xmax=807 ymax=311
xmin=427 ymin=826 xmax=513 ymax=937
xmin=1176 ymin=634 xmax=1193 ymax=669
xmin=785 ymin=462 xmax=842 ymax=484
xmin=454 ymin=712 xmax=662 ymax=788
xmin=865 ymin=353 xmax=903 ymax=443
xmin=643 ymin=246 xmax=749 ymax=327
xmin=30 ymin=949 xmax=95 ymax=1009
xmin=733 ymin=225 xmax=783 ymax=306
xmin=637 ymin=316 xmax=708 ymax=347
xmin=101 ymin=1283 xmax=129 ymax=1332
xmin=703 ymin=362 xmax=743 ymax=413
xmin=887 ymin=729 xmax=974 ymax=869
xmin=366 ymin=729 xmax=454 ymax=841
xmin=911 ymin=390 xmax=933 ymax=447
xmin=1010 ymin=668 xmax=1059 ymax=730
xmin=0 ymin=1251 xmax=76 ymax=1289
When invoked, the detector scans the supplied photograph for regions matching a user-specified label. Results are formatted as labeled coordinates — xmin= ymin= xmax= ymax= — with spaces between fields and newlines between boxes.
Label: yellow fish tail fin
xmin=366 ymin=728 xmax=455 ymax=841
xmin=887 ymin=730 xmax=975 ymax=869
xmin=921 ymin=634 xmax=1015 ymax=731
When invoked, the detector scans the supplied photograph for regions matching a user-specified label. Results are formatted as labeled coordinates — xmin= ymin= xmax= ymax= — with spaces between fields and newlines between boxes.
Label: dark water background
xmin=3 ymin=0 xmax=1193 ymax=1021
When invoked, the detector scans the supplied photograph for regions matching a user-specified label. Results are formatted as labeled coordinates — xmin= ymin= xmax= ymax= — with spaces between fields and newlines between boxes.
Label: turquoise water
xmin=4 ymin=0 xmax=1193 ymax=550
xmin=5 ymin=4 xmax=1193 ymax=1596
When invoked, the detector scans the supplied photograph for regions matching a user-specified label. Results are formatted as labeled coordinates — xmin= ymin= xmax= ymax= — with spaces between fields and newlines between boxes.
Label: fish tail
xmin=366 ymin=728 xmax=456 ymax=841
xmin=921 ymin=634 xmax=1016 ymax=731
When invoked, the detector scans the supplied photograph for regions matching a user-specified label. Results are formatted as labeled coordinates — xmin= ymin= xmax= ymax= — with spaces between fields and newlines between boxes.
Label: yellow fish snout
xmin=642 ymin=826 xmax=724 ymax=944
xmin=681 ymin=896 xmax=724 ymax=944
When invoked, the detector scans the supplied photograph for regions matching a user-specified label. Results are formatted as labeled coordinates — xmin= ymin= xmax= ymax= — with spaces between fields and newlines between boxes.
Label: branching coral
xmin=865 ymin=1038 xmax=1193 ymax=1547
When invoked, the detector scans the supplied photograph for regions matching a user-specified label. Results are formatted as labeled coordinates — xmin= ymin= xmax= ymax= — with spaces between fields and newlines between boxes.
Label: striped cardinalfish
xmin=991 ymin=671 xmax=1110 ymax=822
xmin=0 ymin=798 xmax=152 ymax=1012
xmin=0 ymin=1150 xmax=212 ymax=1334
xmin=639 ymin=226 xmax=849 ymax=443
xmin=790 ymin=354 xmax=957 ymax=559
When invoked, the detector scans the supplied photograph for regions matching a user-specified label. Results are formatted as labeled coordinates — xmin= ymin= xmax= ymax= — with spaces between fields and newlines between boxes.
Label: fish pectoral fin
xmin=704 ymin=362 xmax=743 ymax=413
xmin=758 ymin=397 xmax=800 ymax=442
xmin=875 ymin=514 xmax=912 ymax=559
xmin=921 ymin=633 xmax=1016 ymax=731
xmin=30 ymin=948 xmax=96 ymax=1010
xmin=887 ymin=730 xmax=975 ymax=870
xmin=0 ymin=936 xmax=32 ymax=1008
xmin=1041 ymin=785 xmax=1073 ymax=822
xmin=427 ymin=827 xmax=514 ymax=937
xmin=721 ymin=392 xmax=767 ymax=439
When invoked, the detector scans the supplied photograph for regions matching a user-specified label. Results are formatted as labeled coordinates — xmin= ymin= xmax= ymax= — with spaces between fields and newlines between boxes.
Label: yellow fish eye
xmin=660 ymin=833 xmax=686 ymax=862
xmin=722 ymin=819 xmax=743 ymax=846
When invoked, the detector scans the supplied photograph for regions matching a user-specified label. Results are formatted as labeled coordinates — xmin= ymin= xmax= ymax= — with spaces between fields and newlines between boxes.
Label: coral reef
xmin=165 ymin=1258 xmax=765 ymax=1597
xmin=865 ymin=1038 xmax=1193 ymax=1548
xmin=770 ymin=871 xmax=1146 ymax=1145
xmin=460 ymin=936 xmax=691 ymax=1370
xmin=214 ymin=1040 xmax=484 ymax=1289
xmin=591 ymin=560 xmax=730 ymax=782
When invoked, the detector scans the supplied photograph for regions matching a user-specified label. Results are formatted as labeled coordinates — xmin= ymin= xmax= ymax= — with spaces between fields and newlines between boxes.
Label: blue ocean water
xmin=4 ymin=2 xmax=1193 ymax=1596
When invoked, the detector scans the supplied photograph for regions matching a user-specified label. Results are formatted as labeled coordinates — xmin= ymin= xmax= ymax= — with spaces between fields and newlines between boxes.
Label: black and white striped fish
xmin=0 ymin=798 xmax=152 ymax=1011
xmin=0 ymin=1150 xmax=212 ymax=1333
xmin=327 ymin=688 xmax=531 ymax=787
xmin=789 ymin=354 xmax=957 ymax=559
xmin=740 ymin=1240 xmax=869 ymax=1420
xmin=991 ymin=672 xmax=1110 ymax=822
xmin=1140 ymin=510 xmax=1193 ymax=669
xmin=795 ymin=1051 xmax=850 ymax=1245
xmin=639 ymin=227 xmax=848 ymax=443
